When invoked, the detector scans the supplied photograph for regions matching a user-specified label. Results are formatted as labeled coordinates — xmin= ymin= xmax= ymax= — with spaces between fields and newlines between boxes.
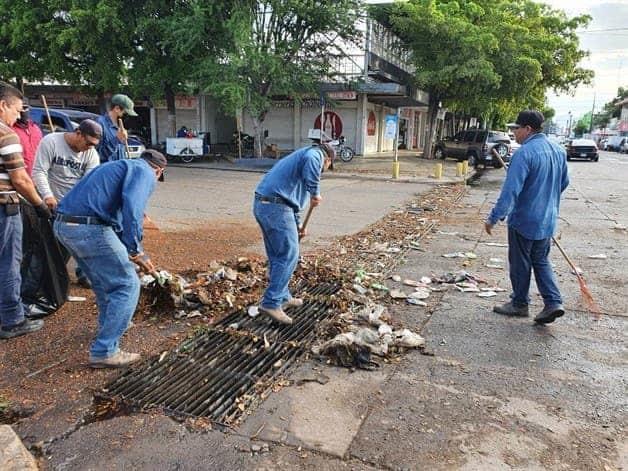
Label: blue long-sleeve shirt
xmin=96 ymin=114 xmax=126 ymax=163
xmin=487 ymin=133 xmax=569 ymax=240
xmin=255 ymin=145 xmax=324 ymax=215
xmin=57 ymin=159 xmax=156 ymax=255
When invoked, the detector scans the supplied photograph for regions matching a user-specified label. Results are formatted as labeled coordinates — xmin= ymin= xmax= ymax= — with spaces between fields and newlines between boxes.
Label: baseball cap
xmin=111 ymin=94 xmax=138 ymax=116
xmin=78 ymin=119 xmax=102 ymax=139
xmin=515 ymin=110 xmax=544 ymax=130
xmin=140 ymin=149 xmax=167 ymax=169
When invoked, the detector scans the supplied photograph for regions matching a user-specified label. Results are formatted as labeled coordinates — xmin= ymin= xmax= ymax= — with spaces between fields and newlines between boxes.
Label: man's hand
xmin=130 ymin=252 xmax=156 ymax=274
xmin=34 ymin=201 xmax=52 ymax=219
xmin=44 ymin=196 xmax=58 ymax=211
xmin=484 ymin=221 xmax=494 ymax=235
xmin=116 ymin=127 xmax=128 ymax=143
xmin=311 ymin=195 xmax=322 ymax=207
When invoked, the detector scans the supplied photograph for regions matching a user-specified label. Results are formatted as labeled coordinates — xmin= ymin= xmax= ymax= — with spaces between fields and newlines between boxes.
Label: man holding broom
xmin=254 ymin=143 xmax=334 ymax=325
xmin=484 ymin=110 xmax=570 ymax=324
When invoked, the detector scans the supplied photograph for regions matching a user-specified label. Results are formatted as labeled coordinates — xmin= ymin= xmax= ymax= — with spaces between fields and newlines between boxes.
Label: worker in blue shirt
xmin=53 ymin=150 xmax=166 ymax=368
xmin=96 ymin=94 xmax=137 ymax=163
xmin=254 ymin=144 xmax=335 ymax=324
xmin=485 ymin=110 xmax=569 ymax=324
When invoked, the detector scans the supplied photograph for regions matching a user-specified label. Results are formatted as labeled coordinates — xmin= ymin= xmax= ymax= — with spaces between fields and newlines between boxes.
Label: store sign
xmin=327 ymin=91 xmax=357 ymax=101
xmin=367 ymin=111 xmax=377 ymax=136
xmin=384 ymin=114 xmax=398 ymax=140
xmin=154 ymin=96 xmax=197 ymax=110
xmin=314 ymin=111 xmax=343 ymax=140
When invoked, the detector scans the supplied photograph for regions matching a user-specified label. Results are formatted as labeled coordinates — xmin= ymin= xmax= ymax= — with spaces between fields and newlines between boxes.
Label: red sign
xmin=327 ymin=91 xmax=357 ymax=100
xmin=367 ymin=111 xmax=377 ymax=136
xmin=314 ymin=111 xmax=343 ymax=139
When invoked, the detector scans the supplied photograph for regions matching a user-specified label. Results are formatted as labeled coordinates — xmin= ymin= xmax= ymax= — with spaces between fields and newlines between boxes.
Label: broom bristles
xmin=576 ymin=276 xmax=602 ymax=318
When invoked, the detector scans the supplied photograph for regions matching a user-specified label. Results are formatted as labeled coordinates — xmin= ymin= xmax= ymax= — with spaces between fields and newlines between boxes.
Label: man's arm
xmin=119 ymin=165 xmax=156 ymax=255
xmin=302 ymin=149 xmax=323 ymax=198
xmin=32 ymin=137 xmax=56 ymax=208
xmin=486 ymin=151 xmax=530 ymax=225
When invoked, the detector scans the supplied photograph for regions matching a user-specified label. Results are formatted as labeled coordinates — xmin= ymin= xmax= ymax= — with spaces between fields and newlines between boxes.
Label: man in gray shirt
xmin=33 ymin=120 xmax=102 ymax=211
xmin=32 ymin=119 xmax=102 ymax=288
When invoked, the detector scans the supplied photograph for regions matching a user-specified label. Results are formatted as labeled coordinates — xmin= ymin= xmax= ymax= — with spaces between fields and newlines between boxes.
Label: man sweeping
xmin=485 ymin=110 xmax=569 ymax=324
xmin=254 ymin=144 xmax=334 ymax=325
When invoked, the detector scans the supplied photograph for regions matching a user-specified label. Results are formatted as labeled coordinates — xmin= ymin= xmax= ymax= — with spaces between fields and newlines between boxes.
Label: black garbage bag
xmin=20 ymin=200 xmax=69 ymax=312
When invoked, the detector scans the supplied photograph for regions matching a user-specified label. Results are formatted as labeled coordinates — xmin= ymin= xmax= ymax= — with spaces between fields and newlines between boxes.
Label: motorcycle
xmin=329 ymin=136 xmax=355 ymax=162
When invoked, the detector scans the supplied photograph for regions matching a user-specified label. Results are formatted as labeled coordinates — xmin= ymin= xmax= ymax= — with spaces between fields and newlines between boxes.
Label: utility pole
xmin=589 ymin=92 xmax=596 ymax=134
xmin=567 ymin=111 xmax=572 ymax=137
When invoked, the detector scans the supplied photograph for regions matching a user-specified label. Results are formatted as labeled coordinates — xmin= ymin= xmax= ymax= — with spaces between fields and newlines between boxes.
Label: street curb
xmin=167 ymin=162 xmax=478 ymax=185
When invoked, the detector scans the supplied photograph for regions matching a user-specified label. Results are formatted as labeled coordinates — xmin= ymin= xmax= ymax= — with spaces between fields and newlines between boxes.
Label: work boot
xmin=0 ymin=319 xmax=44 ymax=339
xmin=493 ymin=302 xmax=529 ymax=317
xmin=281 ymin=297 xmax=303 ymax=310
xmin=534 ymin=304 xmax=565 ymax=324
xmin=259 ymin=306 xmax=293 ymax=325
xmin=89 ymin=351 xmax=141 ymax=369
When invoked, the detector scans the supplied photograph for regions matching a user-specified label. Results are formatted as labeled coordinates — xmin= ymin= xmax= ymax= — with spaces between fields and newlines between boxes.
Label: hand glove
xmin=34 ymin=201 xmax=52 ymax=219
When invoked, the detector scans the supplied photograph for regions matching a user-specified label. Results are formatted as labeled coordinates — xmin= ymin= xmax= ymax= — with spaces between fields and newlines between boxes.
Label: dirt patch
xmin=0 ymin=220 xmax=262 ymax=447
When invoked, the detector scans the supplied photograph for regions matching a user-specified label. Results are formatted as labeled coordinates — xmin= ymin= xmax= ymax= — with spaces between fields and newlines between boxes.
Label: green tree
xmin=593 ymin=87 xmax=628 ymax=128
xmin=179 ymin=0 xmax=362 ymax=156
xmin=376 ymin=0 xmax=591 ymax=157
xmin=0 ymin=0 xmax=60 ymax=88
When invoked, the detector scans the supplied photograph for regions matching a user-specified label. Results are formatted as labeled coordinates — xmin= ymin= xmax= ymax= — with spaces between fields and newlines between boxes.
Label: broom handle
xmin=118 ymin=118 xmax=131 ymax=158
xmin=491 ymin=148 xmax=585 ymax=283
xmin=41 ymin=95 xmax=55 ymax=133
xmin=300 ymin=205 xmax=314 ymax=232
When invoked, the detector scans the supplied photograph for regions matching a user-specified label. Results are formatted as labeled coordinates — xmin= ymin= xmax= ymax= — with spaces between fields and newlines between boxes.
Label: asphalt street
xmin=46 ymin=150 xmax=627 ymax=470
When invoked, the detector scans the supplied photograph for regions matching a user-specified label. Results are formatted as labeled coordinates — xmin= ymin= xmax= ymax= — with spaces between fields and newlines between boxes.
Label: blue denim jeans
xmin=508 ymin=226 xmax=562 ymax=308
xmin=253 ymin=199 xmax=299 ymax=309
xmin=53 ymin=220 xmax=140 ymax=358
xmin=0 ymin=205 xmax=25 ymax=328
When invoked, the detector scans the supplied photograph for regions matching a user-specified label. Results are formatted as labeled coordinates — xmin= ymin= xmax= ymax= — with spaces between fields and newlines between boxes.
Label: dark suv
xmin=434 ymin=129 xmax=511 ymax=168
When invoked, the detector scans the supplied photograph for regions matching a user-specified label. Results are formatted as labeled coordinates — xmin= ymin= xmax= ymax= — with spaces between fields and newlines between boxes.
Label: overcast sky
xmin=542 ymin=0 xmax=628 ymax=130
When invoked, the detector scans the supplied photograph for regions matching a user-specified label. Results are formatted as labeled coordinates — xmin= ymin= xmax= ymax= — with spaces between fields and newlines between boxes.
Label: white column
xmin=293 ymin=101 xmax=301 ymax=150
xmin=150 ymin=107 xmax=158 ymax=145
xmin=377 ymin=104 xmax=385 ymax=152
xmin=356 ymin=93 xmax=368 ymax=156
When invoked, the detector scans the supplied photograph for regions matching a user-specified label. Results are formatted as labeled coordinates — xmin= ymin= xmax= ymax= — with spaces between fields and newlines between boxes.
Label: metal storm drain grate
xmin=102 ymin=282 xmax=339 ymax=424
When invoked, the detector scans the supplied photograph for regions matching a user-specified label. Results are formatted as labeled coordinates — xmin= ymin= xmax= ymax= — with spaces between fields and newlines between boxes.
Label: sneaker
xmin=493 ymin=302 xmax=529 ymax=317
xmin=281 ymin=298 xmax=303 ymax=310
xmin=25 ymin=304 xmax=53 ymax=320
xmin=77 ymin=277 xmax=92 ymax=289
xmin=89 ymin=351 xmax=141 ymax=369
xmin=0 ymin=319 xmax=44 ymax=339
xmin=534 ymin=304 xmax=565 ymax=324
xmin=259 ymin=306 xmax=293 ymax=325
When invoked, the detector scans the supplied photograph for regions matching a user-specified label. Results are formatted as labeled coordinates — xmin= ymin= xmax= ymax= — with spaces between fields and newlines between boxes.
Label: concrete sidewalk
xmin=168 ymin=150 xmax=474 ymax=184
xmin=46 ymin=165 xmax=627 ymax=470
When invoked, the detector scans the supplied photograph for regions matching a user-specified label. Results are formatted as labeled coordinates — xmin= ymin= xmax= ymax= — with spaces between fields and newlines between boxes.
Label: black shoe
xmin=77 ymin=277 xmax=92 ymax=289
xmin=25 ymin=304 xmax=53 ymax=320
xmin=493 ymin=302 xmax=529 ymax=317
xmin=0 ymin=319 xmax=44 ymax=339
xmin=534 ymin=305 xmax=565 ymax=324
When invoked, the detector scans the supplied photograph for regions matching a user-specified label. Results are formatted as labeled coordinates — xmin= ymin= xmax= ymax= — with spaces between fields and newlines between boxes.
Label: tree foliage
xmin=374 ymin=0 xmax=592 ymax=157
xmin=593 ymin=87 xmax=628 ymax=128
xmin=177 ymin=0 xmax=362 ymax=156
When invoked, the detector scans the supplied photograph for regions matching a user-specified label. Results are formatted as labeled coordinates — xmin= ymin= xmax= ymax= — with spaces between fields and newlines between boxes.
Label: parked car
xmin=435 ymin=129 xmax=510 ymax=168
xmin=566 ymin=138 xmax=599 ymax=162
xmin=30 ymin=106 xmax=145 ymax=158
xmin=606 ymin=135 xmax=627 ymax=152
xmin=621 ymin=139 xmax=628 ymax=154
xmin=30 ymin=107 xmax=99 ymax=134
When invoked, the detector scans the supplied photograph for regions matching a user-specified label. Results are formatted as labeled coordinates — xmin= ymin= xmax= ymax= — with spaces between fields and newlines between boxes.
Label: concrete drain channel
xmin=100 ymin=282 xmax=339 ymax=425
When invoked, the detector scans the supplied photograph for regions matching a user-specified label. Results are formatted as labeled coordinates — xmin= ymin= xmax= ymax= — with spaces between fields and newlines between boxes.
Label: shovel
xmin=298 ymin=204 xmax=315 ymax=241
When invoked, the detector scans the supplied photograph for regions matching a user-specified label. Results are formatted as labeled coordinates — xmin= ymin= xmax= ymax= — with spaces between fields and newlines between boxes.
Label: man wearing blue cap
xmin=485 ymin=110 xmax=569 ymax=325
xmin=96 ymin=94 xmax=138 ymax=163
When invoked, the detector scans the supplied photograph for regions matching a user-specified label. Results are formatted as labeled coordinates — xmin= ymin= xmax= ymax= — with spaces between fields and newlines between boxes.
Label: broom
xmin=491 ymin=148 xmax=601 ymax=318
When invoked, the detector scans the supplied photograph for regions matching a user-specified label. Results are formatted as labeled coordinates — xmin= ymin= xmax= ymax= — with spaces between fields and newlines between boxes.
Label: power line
xmin=577 ymin=28 xmax=628 ymax=33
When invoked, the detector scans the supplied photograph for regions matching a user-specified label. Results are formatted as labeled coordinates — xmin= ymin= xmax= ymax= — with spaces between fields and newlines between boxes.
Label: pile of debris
xmin=136 ymin=257 xmax=268 ymax=321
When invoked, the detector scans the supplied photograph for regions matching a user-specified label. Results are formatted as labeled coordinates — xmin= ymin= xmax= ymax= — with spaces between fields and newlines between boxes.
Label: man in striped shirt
xmin=0 ymin=82 xmax=53 ymax=339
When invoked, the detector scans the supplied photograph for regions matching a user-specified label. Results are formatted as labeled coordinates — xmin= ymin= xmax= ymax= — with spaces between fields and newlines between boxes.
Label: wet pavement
xmin=36 ymin=152 xmax=628 ymax=469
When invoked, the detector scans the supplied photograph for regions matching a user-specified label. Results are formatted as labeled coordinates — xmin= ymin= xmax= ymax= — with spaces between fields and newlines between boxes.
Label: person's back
xmin=255 ymin=145 xmax=324 ymax=212
xmin=507 ymin=133 xmax=568 ymax=240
